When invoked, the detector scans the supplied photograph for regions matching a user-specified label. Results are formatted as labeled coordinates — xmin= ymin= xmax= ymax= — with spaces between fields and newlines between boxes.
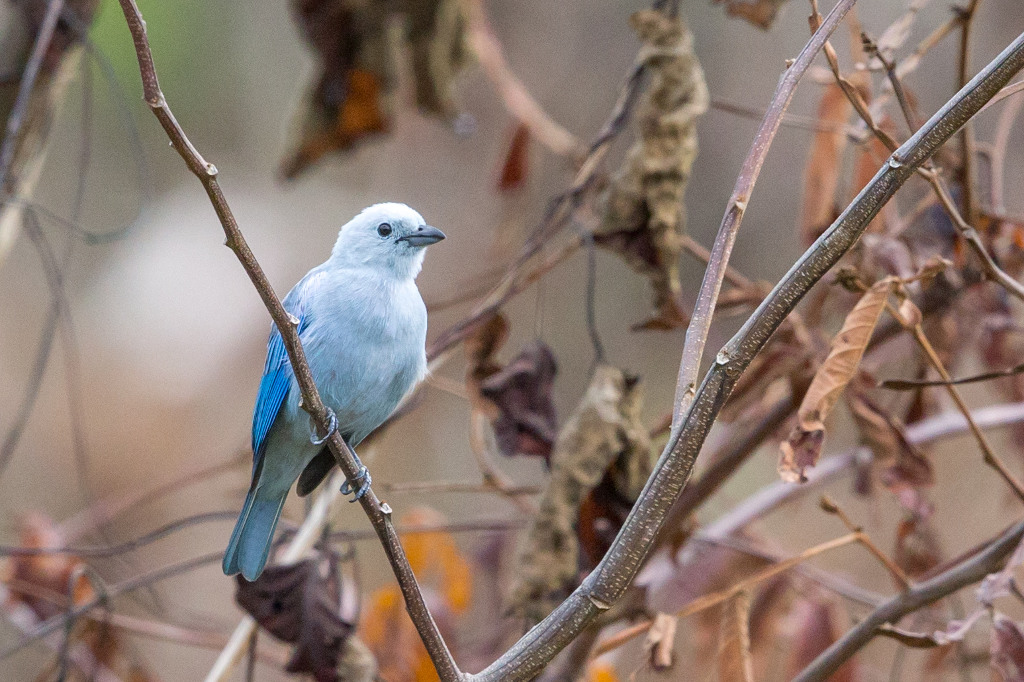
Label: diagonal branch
xmin=112 ymin=1 xmax=461 ymax=680
xmin=469 ymin=27 xmax=1024 ymax=682
xmin=793 ymin=516 xmax=1024 ymax=682
xmin=673 ymin=0 xmax=857 ymax=422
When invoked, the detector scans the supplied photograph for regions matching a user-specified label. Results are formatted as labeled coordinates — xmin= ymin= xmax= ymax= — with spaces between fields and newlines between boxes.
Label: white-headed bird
xmin=223 ymin=203 xmax=445 ymax=581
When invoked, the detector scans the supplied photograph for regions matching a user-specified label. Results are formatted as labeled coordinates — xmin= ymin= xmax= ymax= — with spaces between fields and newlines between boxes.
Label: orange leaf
xmin=584 ymin=661 xmax=621 ymax=682
xmin=400 ymin=508 xmax=473 ymax=613
xmin=718 ymin=591 xmax=754 ymax=682
xmin=497 ymin=123 xmax=530 ymax=192
xmin=800 ymin=83 xmax=851 ymax=246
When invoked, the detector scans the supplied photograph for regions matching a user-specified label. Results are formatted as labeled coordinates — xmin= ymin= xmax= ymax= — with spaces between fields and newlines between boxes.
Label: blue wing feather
xmin=250 ymin=274 xmax=319 ymax=472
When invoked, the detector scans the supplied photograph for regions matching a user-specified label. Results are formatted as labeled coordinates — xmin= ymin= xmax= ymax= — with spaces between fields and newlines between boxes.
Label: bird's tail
xmin=222 ymin=486 xmax=287 ymax=581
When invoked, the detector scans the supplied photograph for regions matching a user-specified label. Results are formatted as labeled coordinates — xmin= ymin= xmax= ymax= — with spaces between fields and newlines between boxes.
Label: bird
xmin=223 ymin=203 xmax=445 ymax=581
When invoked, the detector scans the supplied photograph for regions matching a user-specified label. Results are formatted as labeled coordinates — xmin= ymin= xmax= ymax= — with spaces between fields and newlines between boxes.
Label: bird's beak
xmin=398 ymin=225 xmax=446 ymax=247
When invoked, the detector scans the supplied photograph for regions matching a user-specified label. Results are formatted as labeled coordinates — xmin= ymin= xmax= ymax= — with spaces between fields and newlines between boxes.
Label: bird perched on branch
xmin=223 ymin=203 xmax=445 ymax=581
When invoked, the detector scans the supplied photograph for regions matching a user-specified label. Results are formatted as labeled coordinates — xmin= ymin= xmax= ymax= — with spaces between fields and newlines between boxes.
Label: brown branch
xmin=792 ymin=516 xmax=1024 ymax=681
xmin=957 ymin=0 xmax=982 ymax=227
xmin=112 ymin=2 xmax=460 ymax=679
xmin=673 ymin=0 xmax=857 ymax=421
xmin=470 ymin=20 xmax=1024 ymax=682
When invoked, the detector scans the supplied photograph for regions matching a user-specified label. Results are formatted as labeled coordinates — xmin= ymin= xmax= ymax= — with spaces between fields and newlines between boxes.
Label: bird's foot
xmin=310 ymin=408 xmax=338 ymax=446
xmin=340 ymin=466 xmax=372 ymax=502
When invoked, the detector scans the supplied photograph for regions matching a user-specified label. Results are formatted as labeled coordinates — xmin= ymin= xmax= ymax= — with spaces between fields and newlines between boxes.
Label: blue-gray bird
xmin=223 ymin=203 xmax=445 ymax=581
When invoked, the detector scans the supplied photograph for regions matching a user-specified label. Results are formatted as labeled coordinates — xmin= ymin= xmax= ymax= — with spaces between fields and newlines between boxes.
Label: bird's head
xmin=331 ymin=203 xmax=446 ymax=279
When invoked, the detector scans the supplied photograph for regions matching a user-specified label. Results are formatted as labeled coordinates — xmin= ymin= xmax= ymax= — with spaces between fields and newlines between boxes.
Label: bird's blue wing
xmin=250 ymin=274 xmax=320 ymax=471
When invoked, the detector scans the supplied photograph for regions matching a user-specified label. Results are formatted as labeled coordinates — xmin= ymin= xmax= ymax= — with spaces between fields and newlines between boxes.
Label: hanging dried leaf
xmin=895 ymin=513 xmax=942 ymax=579
xmin=464 ymin=312 xmax=510 ymax=411
xmin=714 ymin=0 xmax=791 ymax=29
xmin=718 ymin=591 xmax=754 ymax=682
xmin=361 ymin=508 xmax=469 ymax=682
xmin=646 ymin=612 xmax=678 ymax=670
xmin=992 ymin=615 xmax=1024 ymax=682
xmin=784 ymin=597 xmax=859 ymax=682
xmin=508 ymin=366 xmax=649 ymax=622
xmin=478 ymin=340 xmax=559 ymax=462
xmin=847 ymin=379 xmax=934 ymax=507
xmin=0 ymin=0 xmax=100 ymax=265
xmin=235 ymin=555 xmax=354 ymax=680
xmin=595 ymin=9 xmax=708 ymax=331
xmin=801 ymin=84 xmax=852 ymax=246
xmin=497 ymin=122 xmax=530 ymax=191
xmin=281 ymin=0 xmax=469 ymax=178
xmin=779 ymin=278 xmax=894 ymax=482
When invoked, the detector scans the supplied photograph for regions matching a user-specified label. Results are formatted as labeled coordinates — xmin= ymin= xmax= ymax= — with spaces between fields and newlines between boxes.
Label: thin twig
xmin=902 ymin=310 xmax=1024 ymax=500
xmin=819 ymin=495 xmax=911 ymax=588
xmin=591 ymin=533 xmax=862 ymax=657
xmin=957 ymin=0 xmax=982 ymax=227
xmin=793 ymin=517 xmax=1024 ymax=681
xmin=672 ymin=0 xmax=858 ymax=423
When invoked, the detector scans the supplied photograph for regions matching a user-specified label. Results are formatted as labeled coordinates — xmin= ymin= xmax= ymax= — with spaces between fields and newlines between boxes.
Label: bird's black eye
xmin=377 ymin=223 xmax=393 ymax=238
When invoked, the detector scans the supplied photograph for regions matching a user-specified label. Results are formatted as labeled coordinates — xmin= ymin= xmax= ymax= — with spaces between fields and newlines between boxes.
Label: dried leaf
xmin=508 ymin=366 xmax=649 ymax=622
xmin=0 ymin=0 xmax=99 ymax=263
xmin=895 ymin=514 xmax=942 ymax=579
xmin=718 ymin=591 xmax=754 ymax=682
xmin=846 ymin=380 xmax=934 ymax=506
xmin=785 ymin=597 xmax=859 ymax=682
xmin=464 ymin=312 xmax=510 ymax=411
xmin=645 ymin=612 xmax=678 ymax=670
xmin=478 ymin=340 xmax=559 ymax=461
xmin=497 ymin=122 xmax=530 ymax=191
xmin=362 ymin=585 xmax=452 ymax=682
xmin=932 ymin=608 xmax=987 ymax=645
xmin=780 ymin=278 xmax=894 ymax=481
xmin=5 ymin=513 xmax=94 ymax=620
xmin=596 ymin=9 xmax=708 ymax=331
xmin=335 ymin=635 xmax=378 ymax=682
xmin=994 ymin=615 xmax=1024 ymax=681
xmin=282 ymin=0 xmax=469 ymax=177
xmin=235 ymin=556 xmax=354 ymax=680
xmin=801 ymin=84 xmax=852 ymax=246
xmin=715 ymin=0 xmax=791 ymax=29
xmin=978 ymin=537 xmax=1024 ymax=606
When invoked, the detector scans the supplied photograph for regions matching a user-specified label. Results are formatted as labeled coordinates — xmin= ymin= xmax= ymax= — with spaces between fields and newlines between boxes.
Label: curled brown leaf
xmin=780 ymin=278 xmax=894 ymax=482
xmin=595 ymin=8 xmax=708 ymax=331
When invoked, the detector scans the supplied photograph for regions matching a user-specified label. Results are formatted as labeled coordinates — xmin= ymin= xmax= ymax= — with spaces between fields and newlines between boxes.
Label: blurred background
xmin=1 ymin=0 xmax=1023 ymax=679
